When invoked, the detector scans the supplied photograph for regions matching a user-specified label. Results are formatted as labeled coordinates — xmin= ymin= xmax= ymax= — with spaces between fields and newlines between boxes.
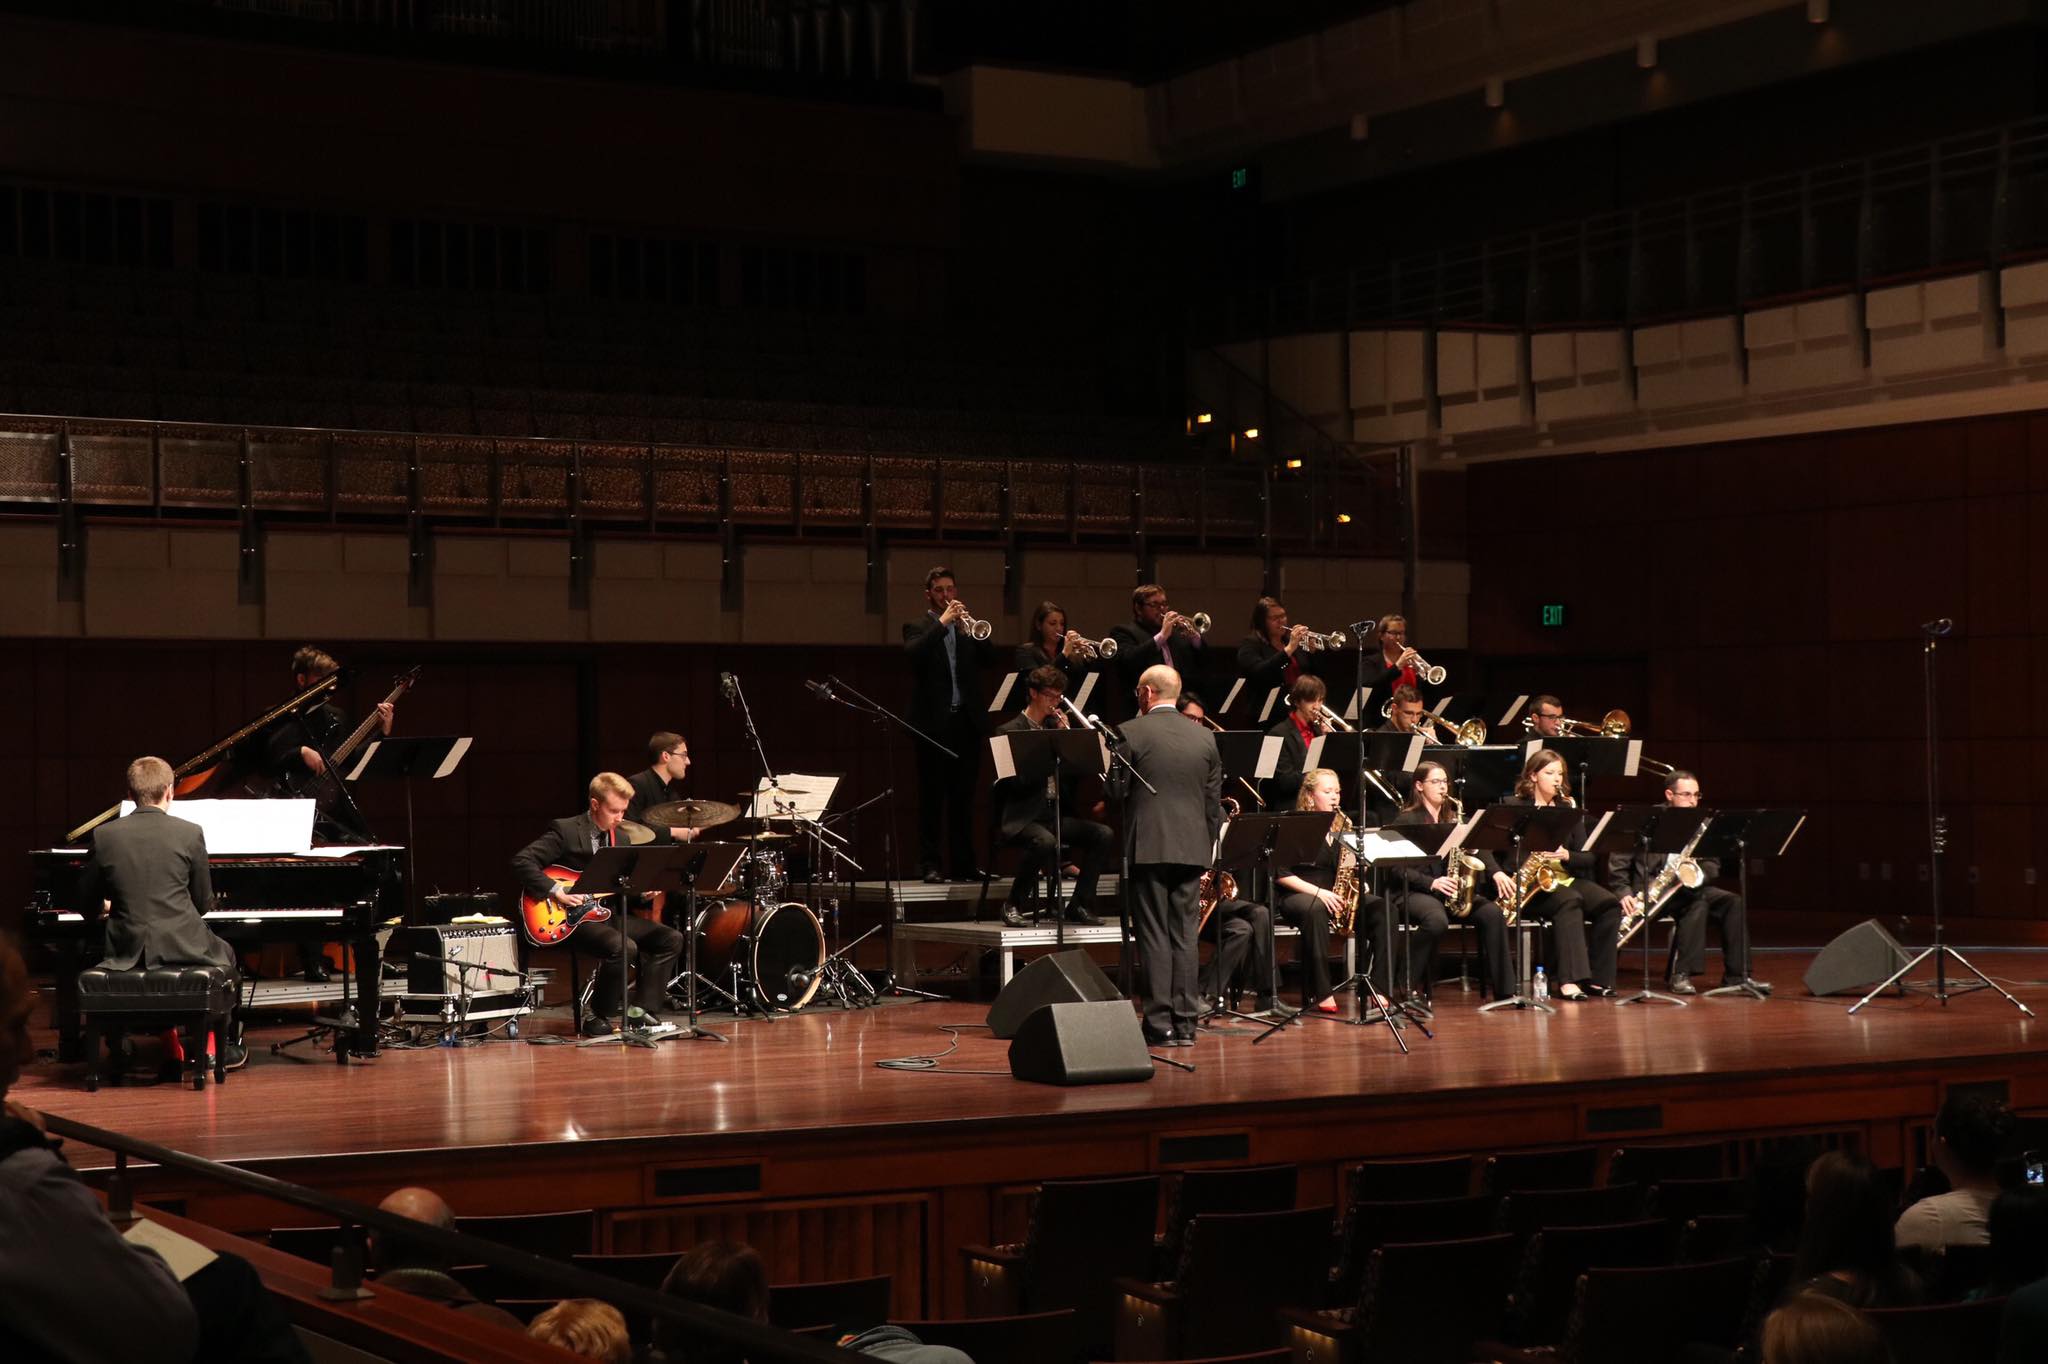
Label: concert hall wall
xmin=1466 ymin=409 xmax=2048 ymax=945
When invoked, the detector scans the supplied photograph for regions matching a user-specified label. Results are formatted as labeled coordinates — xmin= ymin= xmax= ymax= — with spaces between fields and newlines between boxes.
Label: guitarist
xmin=262 ymin=645 xmax=396 ymax=981
xmin=512 ymin=772 xmax=684 ymax=1038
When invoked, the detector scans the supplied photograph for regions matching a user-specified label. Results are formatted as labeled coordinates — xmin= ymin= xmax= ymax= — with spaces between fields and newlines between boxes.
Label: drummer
xmin=628 ymin=732 xmax=707 ymax=844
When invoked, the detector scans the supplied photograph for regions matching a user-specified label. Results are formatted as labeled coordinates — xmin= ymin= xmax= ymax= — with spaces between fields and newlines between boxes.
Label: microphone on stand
xmin=804 ymin=679 xmax=835 ymax=701
xmin=720 ymin=672 xmax=739 ymax=704
xmin=1919 ymin=618 xmax=1954 ymax=636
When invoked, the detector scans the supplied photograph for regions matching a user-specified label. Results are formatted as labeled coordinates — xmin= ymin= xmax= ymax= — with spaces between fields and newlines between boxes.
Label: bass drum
xmin=693 ymin=900 xmax=826 ymax=1011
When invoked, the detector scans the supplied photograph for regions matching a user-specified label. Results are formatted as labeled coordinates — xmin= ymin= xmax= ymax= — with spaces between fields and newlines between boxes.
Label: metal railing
xmin=1195 ymin=113 xmax=2048 ymax=340
xmin=44 ymin=1110 xmax=866 ymax=1363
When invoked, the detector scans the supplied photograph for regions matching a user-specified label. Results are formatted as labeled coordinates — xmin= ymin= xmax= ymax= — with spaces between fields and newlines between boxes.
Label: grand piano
xmin=25 ymin=670 xmax=409 ymax=1063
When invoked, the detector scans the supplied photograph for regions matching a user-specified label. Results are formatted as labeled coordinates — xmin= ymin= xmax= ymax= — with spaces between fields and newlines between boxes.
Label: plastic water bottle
xmin=1532 ymin=967 xmax=1549 ymax=1004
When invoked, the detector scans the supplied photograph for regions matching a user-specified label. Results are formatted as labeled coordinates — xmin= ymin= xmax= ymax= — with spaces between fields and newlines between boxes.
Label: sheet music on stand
xmin=344 ymin=737 xmax=472 ymax=783
xmin=748 ymin=774 xmax=842 ymax=821
xmin=1497 ymin=694 xmax=1532 ymax=729
xmin=118 ymin=798 xmax=317 ymax=855
xmin=987 ymin=673 xmax=1021 ymax=713
xmin=1341 ymin=688 xmax=1373 ymax=723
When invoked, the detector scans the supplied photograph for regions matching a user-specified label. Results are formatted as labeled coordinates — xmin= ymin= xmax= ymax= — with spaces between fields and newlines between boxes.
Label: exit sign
xmin=1229 ymin=166 xmax=1250 ymax=191
xmin=1540 ymin=603 xmax=1568 ymax=628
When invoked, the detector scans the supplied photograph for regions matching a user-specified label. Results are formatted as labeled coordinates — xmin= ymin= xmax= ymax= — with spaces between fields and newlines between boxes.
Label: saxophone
xmin=1616 ymin=819 xmax=1709 ymax=948
xmin=1446 ymin=796 xmax=1484 ymax=920
xmin=1500 ymin=798 xmax=1574 ymax=924
xmin=1330 ymin=827 xmax=1361 ymax=936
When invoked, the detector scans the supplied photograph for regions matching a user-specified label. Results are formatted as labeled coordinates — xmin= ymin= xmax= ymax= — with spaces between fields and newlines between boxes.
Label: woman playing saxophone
xmin=1386 ymin=762 xmax=1515 ymax=1002
xmin=1273 ymin=768 xmax=1383 ymax=1014
xmin=1500 ymin=749 xmax=1624 ymax=1000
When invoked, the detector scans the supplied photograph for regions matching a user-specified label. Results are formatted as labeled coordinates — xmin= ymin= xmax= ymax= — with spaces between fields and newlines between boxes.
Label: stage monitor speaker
xmin=1007 ymin=1001 xmax=1153 ymax=1086
xmin=986 ymin=948 xmax=1124 ymax=1039
xmin=1804 ymin=919 xmax=1910 ymax=997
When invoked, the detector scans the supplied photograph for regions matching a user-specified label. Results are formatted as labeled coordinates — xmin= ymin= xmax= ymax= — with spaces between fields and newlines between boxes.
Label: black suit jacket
xmin=993 ymin=711 xmax=1096 ymax=840
xmin=903 ymin=612 xmax=996 ymax=726
xmin=1109 ymin=621 xmax=1205 ymax=699
xmin=1263 ymin=715 xmax=1311 ymax=813
xmin=511 ymin=813 xmax=623 ymax=902
xmin=78 ymin=806 xmax=234 ymax=971
xmin=1117 ymin=706 xmax=1222 ymax=867
xmin=1604 ymin=822 xmax=1721 ymax=896
xmin=1236 ymin=635 xmax=1317 ymax=696
xmin=1013 ymin=642 xmax=1090 ymax=693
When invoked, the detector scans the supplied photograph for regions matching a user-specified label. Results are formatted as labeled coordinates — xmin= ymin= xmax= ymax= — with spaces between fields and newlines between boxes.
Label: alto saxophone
xmin=1330 ymin=835 xmax=1361 ymax=936
xmin=1446 ymin=795 xmax=1484 ymax=919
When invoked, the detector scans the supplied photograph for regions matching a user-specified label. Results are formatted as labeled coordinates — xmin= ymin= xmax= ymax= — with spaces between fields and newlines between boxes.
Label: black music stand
xmin=568 ymin=843 xmax=696 ymax=1049
xmin=664 ymin=842 xmax=746 ymax=1040
xmin=1223 ymin=811 xmax=1363 ymax=1046
xmin=1591 ymin=805 xmax=1699 ymax=1008
xmin=344 ymin=735 xmax=471 ymax=922
xmin=1685 ymin=809 xmax=1814 ymax=1006
xmin=1528 ymin=736 xmax=1641 ymax=809
xmin=1213 ymin=731 xmax=1279 ymax=809
xmin=993 ymin=727 xmax=1108 ymax=945
xmin=1350 ymin=822 xmax=1457 ymax=1036
xmin=1421 ymin=744 xmax=1522 ymax=811
xmin=1468 ymin=803 xmax=1582 ymax=1014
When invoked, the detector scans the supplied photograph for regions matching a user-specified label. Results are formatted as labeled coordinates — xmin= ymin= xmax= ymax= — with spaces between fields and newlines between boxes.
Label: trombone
xmin=1381 ymin=698 xmax=1488 ymax=747
xmin=1318 ymin=706 xmax=1357 ymax=733
xmin=1561 ymin=708 xmax=1631 ymax=738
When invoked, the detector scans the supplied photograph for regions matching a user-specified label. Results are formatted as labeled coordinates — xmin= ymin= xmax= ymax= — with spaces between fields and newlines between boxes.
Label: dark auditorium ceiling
xmin=923 ymin=0 xmax=1400 ymax=82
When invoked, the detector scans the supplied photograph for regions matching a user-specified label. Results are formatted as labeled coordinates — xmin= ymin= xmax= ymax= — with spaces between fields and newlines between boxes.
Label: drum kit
xmin=640 ymin=792 xmax=848 ymax=1014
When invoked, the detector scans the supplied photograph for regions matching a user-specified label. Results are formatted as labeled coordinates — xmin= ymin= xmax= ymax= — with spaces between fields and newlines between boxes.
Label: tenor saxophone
xmin=1446 ymin=795 xmax=1484 ymax=919
xmin=1330 ymin=838 xmax=1361 ymax=936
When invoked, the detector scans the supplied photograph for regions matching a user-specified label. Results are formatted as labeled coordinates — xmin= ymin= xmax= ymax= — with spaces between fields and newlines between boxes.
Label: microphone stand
xmin=809 ymin=676 xmax=948 ymax=1001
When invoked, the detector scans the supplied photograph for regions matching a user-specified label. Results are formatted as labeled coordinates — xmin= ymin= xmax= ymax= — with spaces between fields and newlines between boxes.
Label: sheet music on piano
xmin=114 ymin=798 xmax=318 ymax=855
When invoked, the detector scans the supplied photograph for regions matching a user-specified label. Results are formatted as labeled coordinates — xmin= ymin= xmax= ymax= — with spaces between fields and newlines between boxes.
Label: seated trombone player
xmin=1604 ymin=769 xmax=1770 ymax=995
xmin=1263 ymin=675 xmax=1334 ymax=812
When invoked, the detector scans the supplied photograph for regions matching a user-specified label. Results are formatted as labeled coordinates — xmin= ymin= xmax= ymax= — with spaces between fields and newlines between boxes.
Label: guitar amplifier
xmin=383 ymin=923 xmax=531 ymax=1022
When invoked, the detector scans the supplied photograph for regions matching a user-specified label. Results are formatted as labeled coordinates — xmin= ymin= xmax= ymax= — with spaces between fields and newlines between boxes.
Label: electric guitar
xmin=520 ymin=865 xmax=615 ymax=946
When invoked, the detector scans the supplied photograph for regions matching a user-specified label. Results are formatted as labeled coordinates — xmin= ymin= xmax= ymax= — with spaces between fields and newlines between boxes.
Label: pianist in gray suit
xmin=78 ymin=756 xmax=238 ymax=977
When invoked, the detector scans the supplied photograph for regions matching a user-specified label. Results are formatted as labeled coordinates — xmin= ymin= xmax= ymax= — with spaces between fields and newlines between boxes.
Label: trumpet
xmin=1296 ymin=627 xmax=1350 ymax=652
xmin=1062 ymin=631 xmax=1120 ymax=660
xmin=955 ymin=607 xmax=994 ymax=642
xmin=1171 ymin=610 xmax=1212 ymax=638
xmin=1410 ymin=653 xmax=1448 ymax=686
xmin=1560 ymin=708 xmax=1631 ymax=738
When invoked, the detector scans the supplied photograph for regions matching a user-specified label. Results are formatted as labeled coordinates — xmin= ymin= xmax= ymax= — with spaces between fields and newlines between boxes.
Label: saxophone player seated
xmin=1603 ymin=769 xmax=1771 ymax=995
xmin=1273 ymin=769 xmax=1384 ymax=1014
xmin=1503 ymin=749 xmax=1624 ymax=1000
xmin=1388 ymin=762 xmax=1515 ymax=1003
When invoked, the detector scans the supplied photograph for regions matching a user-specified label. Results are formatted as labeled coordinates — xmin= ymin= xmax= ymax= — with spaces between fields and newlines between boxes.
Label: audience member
xmin=656 ymin=1239 xmax=972 ymax=1363
xmin=0 ymin=934 xmax=307 ymax=1362
xmin=369 ymin=1185 xmax=524 ymax=1329
xmin=1986 ymin=1185 xmax=2048 ymax=1297
xmin=1760 ymin=1293 xmax=1892 ymax=1364
xmin=1792 ymin=1152 xmax=1921 ymax=1309
xmin=1895 ymin=1092 xmax=2016 ymax=1251
xmin=530 ymin=1298 xmax=633 ymax=1364
xmin=2001 ymin=1269 xmax=2048 ymax=1363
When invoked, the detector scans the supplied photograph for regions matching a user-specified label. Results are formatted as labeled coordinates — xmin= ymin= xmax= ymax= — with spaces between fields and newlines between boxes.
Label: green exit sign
xmin=1229 ymin=166 xmax=1250 ymax=191
xmin=1540 ymin=603 xmax=1568 ymax=628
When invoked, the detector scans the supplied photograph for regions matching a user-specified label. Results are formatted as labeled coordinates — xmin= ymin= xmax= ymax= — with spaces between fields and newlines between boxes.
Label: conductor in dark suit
xmin=1117 ymin=665 xmax=1223 ymax=1046
xmin=512 ymin=772 xmax=683 ymax=1036
xmin=1109 ymin=584 xmax=1207 ymax=706
xmin=78 ymin=756 xmax=244 ymax=1064
xmin=991 ymin=667 xmax=1112 ymax=929
xmin=902 ymin=565 xmax=997 ymax=883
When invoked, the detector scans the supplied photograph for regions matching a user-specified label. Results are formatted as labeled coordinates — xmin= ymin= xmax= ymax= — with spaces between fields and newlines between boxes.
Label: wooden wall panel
xmin=1469 ymin=410 xmax=2048 ymax=942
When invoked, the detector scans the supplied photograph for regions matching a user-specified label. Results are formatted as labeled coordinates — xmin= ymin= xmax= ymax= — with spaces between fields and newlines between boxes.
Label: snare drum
xmin=693 ymin=899 xmax=825 ymax=1011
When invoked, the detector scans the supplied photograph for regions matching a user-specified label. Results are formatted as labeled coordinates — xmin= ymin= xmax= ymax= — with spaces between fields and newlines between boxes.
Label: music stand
xmin=1214 ymin=731 xmax=1280 ymax=809
xmin=1689 ymin=810 xmax=1805 ymax=1003
xmin=663 ymin=842 xmax=747 ymax=1040
xmin=1589 ymin=805 xmax=1698 ymax=1008
xmin=1352 ymin=730 xmax=1424 ymax=812
xmin=1350 ymin=822 xmax=1456 ymax=1037
xmin=1467 ymin=803 xmax=1582 ymax=1014
xmin=1421 ymin=744 xmax=1522 ymax=810
xmin=567 ymin=843 xmax=699 ymax=1049
xmin=993 ymin=727 xmax=1109 ymax=944
xmin=1527 ymin=736 xmax=1641 ymax=808
xmin=1203 ymin=810 xmax=1322 ymax=1032
xmin=344 ymin=736 xmax=472 ymax=923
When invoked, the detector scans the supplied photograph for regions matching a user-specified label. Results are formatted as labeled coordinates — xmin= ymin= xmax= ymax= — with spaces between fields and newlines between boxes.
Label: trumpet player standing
xmin=903 ymin=565 xmax=996 ymax=884
xmin=1369 ymin=614 xmax=1425 ymax=693
xmin=1237 ymin=596 xmax=1324 ymax=696
xmin=1603 ymin=770 xmax=1770 ymax=996
xmin=1111 ymin=584 xmax=1207 ymax=702
xmin=1015 ymin=600 xmax=1099 ymax=691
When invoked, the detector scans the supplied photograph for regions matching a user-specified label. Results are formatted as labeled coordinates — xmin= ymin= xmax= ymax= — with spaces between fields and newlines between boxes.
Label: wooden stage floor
xmin=22 ymin=949 xmax=2048 ymax=1172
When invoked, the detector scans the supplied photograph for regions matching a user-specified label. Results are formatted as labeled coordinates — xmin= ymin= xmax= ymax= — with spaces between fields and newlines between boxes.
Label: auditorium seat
xmin=1645 ymin=1175 xmax=1752 ymax=1227
xmin=1496 ymin=1184 xmax=1645 ymax=1247
xmin=765 ymin=1274 xmax=895 ymax=1332
xmin=888 ymin=1310 xmax=1077 ymax=1364
xmin=1863 ymin=1295 xmax=2007 ymax=1362
xmin=1343 ymin=1154 xmax=1473 ymax=1203
xmin=959 ymin=1173 xmax=1158 ymax=1357
xmin=452 ymin=1208 xmax=594 ymax=1260
xmin=1484 ymin=1255 xmax=1756 ymax=1364
xmin=1483 ymin=1146 xmax=1602 ymax=1194
xmin=1677 ymin=1212 xmax=1758 ymax=1263
xmin=1504 ymin=1219 xmax=1673 ymax=1346
xmin=1607 ymin=1140 xmax=1728 ymax=1186
xmin=1157 ymin=1163 xmax=1299 ymax=1273
xmin=569 ymin=1249 xmax=675 ymax=1290
xmin=1283 ymin=1232 xmax=1518 ymax=1364
xmin=1329 ymin=1193 xmax=1500 ymax=1305
xmin=1114 ymin=1205 xmax=1334 ymax=1360
xmin=1897 ymin=1241 xmax=1997 ymax=1303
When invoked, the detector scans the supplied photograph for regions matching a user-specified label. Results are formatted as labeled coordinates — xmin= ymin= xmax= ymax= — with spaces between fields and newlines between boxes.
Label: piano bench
xmin=76 ymin=966 xmax=236 ymax=1092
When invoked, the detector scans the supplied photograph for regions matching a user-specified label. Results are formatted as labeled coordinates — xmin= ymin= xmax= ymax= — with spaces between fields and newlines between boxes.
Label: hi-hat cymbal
xmin=617 ymin=820 xmax=657 ymax=846
xmin=643 ymin=798 xmax=741 ymax=829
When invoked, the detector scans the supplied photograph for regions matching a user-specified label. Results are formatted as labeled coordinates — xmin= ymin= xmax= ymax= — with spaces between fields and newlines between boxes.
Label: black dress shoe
xmin=1142 ymin=1031 xmax=1174 ymax=1048
xmin=1667 ymin=972 xmax=1698 ymax=995
xmin=1584 ymin=983 xmax=1618 ymax=998
xmin=999 ymin=905 xmax=1029 ymax=928
xmin=1165 ymin=1036 xmax=1195 ymax=1048
xmin=1063 ymin=903 xmax=1103 ymax=926
xmin=1723 ymin=976 xmax=1775 ymax=995
xmin=921 ymin=868 xmax=947 ymax=885
xmin=952 ymin=869 xmax=988 ymax=883
xmin=302 ymin=962 xmax=333 ymax=983
xmin=582 ymin=1015 xmax=614 ymax=1038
